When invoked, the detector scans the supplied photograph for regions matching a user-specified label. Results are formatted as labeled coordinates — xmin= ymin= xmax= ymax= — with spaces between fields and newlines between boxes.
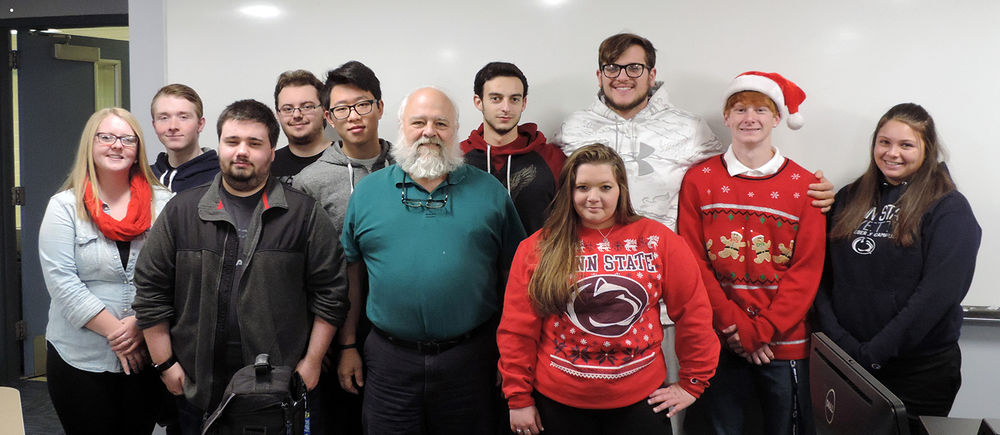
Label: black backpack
xmin=202 ymin=353 xmax=308 ymax=435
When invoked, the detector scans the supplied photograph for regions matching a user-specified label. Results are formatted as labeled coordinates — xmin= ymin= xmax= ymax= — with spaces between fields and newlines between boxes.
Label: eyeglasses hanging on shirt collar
xmin=400 ymin=174 xmax=449 ymax=209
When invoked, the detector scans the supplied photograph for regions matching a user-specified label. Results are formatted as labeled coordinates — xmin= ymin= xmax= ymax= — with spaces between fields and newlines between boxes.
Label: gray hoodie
xmin=293 ymin=139 xmax=394 ymax=234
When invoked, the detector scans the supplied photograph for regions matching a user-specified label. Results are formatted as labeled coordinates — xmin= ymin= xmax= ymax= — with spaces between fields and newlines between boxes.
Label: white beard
xmin=392 ymin=134 xmax=464 ymax=180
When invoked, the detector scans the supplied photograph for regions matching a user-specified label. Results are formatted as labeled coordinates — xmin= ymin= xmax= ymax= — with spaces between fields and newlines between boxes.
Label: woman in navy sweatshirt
xmin=813 ymin=103 xmax=981 ymax=429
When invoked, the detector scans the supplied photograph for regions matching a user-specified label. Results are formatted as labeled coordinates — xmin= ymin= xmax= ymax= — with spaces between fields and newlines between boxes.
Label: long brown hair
xmin=830 ymin=103 xmax=954 ymax=246
xmin=529 ymin=144 xmax=641 ymax=315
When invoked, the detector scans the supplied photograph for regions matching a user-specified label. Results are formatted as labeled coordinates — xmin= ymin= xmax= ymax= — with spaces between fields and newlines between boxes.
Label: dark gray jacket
xmin=134 ymin=174 xmax=348 ymax=410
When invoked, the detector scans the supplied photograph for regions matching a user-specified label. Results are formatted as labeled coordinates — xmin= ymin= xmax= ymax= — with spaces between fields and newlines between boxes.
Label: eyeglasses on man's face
xmin=328 ymin=100 xmax=376 ymax=120
xmin=278 ymin=104 xmax=321 ymax=116
xmin=401 ymin=184 xmax=449 ymax=209
xmin=600 ymin=63 xmax=649 ymax=79
xmin=94 ymin=132 xmax=139 ymax=148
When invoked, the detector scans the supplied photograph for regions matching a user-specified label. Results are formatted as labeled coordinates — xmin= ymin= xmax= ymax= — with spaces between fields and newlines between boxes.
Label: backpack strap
xmin=200 ymin=392 xmax=236 ymax=435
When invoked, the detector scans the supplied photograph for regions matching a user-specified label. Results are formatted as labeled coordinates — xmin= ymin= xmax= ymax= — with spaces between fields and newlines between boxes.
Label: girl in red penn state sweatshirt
xmin=497 ymin=144 xmax=718 ymax=435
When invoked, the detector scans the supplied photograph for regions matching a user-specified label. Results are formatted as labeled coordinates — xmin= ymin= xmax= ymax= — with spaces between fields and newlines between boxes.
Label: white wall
xmin=127 ymin=0 xmax=164 ymax=145
xmin=953 ymin=321 xmax=1000 ymax=419
xmin=129 ymin=0 xmax=998 ymax=305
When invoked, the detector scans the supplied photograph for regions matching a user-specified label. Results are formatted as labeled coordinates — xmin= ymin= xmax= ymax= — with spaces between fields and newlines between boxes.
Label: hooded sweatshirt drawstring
xmin=486 ymin=145 xmax=513 ymax=195
xmin=347 ymin=162 xmax=355 ymax=194
xmin=159 ymin=170 xmax=178 ymax=191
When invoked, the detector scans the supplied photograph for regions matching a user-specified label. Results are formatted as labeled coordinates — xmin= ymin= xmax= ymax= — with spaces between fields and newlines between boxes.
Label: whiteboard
xmin=129 ymin=0 xmax=998 ymax=305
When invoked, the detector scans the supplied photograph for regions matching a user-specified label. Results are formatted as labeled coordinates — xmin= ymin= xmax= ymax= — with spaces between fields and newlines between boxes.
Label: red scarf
xmin=84 ymin=169 xmax=153 ymax=242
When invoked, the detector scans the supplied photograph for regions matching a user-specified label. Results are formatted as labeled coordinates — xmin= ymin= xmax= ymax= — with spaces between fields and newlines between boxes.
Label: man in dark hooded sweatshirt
xmin=460 ymin=62 xmax=566 ymax=235
xmin=150 ymin=84 xmax=220 ymax=192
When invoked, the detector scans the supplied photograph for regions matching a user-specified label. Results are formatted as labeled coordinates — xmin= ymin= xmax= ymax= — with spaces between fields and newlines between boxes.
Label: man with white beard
xmin=340 ymin=87 xmax=525 ymax=434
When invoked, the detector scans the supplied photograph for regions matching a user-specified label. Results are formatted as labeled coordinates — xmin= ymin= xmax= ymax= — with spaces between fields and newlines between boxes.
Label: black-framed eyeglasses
xmin=328 ymin=100 xmax=376 ymax=120
xmin=94 ymin=132 xmax=139 ymax=148
xmin=401 ymin=182 xmax=449 ymax=209
xmin=278 ymin=104 xmax=321 ymax=116
xmin=600 ymin=63 xmax=648 ymax=79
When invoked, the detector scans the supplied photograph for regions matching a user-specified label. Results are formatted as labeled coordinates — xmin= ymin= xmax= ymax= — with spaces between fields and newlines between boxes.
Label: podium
xmin=0 ymin=387 xmax=25 ymax=435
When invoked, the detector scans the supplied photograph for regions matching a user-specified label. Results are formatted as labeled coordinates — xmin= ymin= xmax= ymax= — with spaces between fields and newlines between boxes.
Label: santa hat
xmin=724 ymin=71 xmax=806 ymax=130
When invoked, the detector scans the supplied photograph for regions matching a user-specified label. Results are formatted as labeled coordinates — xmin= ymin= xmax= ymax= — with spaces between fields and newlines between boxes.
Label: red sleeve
xmin=745 ymin=191 xmax=826 ymax=348
xmin=497 ymin=235 xmax=545 ymax=409
xmin=677 ymin=168 xmax=749 ymax=333
xmin=538 ymin=143 xmax=567 ymax=182
xmin=660 ymin=230 xmax=721 ymax=398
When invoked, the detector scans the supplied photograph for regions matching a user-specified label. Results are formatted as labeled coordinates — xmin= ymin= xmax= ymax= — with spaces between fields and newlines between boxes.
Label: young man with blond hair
xmin=149 ymin=83 xmax=218 ymax=191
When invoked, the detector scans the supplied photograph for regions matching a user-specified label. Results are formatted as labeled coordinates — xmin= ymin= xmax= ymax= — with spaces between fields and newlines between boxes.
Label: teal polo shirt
xmin=342 ymin=164 xmax=526 ymax=341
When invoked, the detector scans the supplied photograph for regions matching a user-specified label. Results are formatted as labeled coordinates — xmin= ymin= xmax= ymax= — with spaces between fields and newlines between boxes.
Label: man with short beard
xmin=341 ymin=87 xmax=525 ymax=434
xmin=461 ymin=62 xmax=566 ymax=235
xmin=556 ymin=33 xmax=724 ymax=230
xmin=272 ymin=69 xmax=332 ymax=185
xmin=134 ymin=99 xmax=348 ymax=435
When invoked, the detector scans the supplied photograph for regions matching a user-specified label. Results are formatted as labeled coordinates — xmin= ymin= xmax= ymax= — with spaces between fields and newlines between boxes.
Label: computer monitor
xmin=811 ymin=332 xmax=910 ymax=435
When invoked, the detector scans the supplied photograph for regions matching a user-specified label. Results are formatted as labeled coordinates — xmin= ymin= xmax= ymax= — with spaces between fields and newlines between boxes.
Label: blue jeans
xmin=704 ymin=349 xmax=813 ymax=435
xmin=361 ymin=327 xmax=497 ymax=435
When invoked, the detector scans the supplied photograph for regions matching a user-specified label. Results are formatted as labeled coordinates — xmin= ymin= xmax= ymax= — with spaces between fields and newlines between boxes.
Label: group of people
xmin=37 ymin=32 xmax=980 ymax=435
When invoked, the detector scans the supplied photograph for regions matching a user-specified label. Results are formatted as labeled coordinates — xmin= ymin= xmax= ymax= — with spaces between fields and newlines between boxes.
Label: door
xmin=16 ymin=31 xmax=129 ymax=376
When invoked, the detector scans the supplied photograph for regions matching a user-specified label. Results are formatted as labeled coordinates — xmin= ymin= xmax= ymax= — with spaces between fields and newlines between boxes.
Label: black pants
xmin=875 ymin=344 xmax=962 ymax=433
xmin=362 ymin=327 xmax=497 ymax=435
xmin=318 ymin=368 xmax=362 ymax=435
xmin=532 ymin=391 xmax=671 ymax=435
xmin=46 ymin=342 xmax=162 ymax=435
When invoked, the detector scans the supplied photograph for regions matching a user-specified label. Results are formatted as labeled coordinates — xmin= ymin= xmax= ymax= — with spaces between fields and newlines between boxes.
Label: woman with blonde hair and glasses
xmin=39 ymin=107 xmax=173 ymax=434
xmin=497 ymin=144 xmax=719 ymax=435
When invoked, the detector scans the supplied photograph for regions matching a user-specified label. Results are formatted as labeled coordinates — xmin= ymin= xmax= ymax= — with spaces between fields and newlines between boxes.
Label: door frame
xmin=0 ymin=13 xmax=126 ymax=383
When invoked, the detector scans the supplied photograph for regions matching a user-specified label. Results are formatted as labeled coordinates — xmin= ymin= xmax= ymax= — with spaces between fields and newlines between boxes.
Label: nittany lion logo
xmin=566 ymin=275 xmax=649 ymax=337
xmin=851 ymin=236 xmax=876 ymax=255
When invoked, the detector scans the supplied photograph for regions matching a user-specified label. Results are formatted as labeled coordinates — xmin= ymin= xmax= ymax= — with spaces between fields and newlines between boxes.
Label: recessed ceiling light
xmin=239 ymin=4 xmax=281 ymax=19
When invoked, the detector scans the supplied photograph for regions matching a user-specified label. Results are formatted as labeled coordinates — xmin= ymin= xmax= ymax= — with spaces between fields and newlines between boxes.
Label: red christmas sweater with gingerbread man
xmin=498 ymin=218 xmax=719 ymax=410
xmin=677 ymin=155 xmax=825 ymax=360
